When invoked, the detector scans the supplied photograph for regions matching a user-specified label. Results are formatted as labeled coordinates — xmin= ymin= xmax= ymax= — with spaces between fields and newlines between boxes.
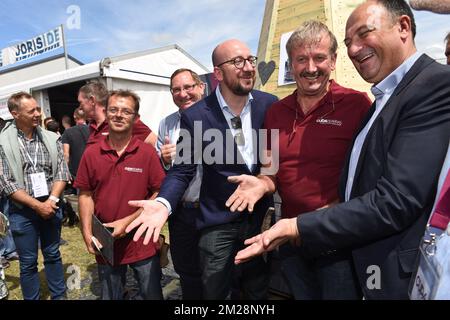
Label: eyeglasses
xmin=231 ymin=116 xmax=245 ymax=146
xmin=107 ymin=107 xmax=135 ymax=117
xmin=170 ymin=83 xmax=198 ymax=95
xmin=216 ymin=56 xmax=258 ymax=69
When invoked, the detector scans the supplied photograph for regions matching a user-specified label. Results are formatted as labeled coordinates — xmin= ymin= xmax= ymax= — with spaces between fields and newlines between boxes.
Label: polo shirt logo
xmin=316 ymin=119 xmax=343 ymax=127
xmin=124 ymin=167 xmax=143 ymax=173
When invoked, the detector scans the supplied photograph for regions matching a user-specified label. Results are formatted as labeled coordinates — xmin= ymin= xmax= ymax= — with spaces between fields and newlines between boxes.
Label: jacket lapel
xmin=342 ymin=54 xmax=433 ymax=199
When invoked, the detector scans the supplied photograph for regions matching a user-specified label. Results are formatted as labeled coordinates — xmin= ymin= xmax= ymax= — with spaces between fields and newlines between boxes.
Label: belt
xmin=35 ymin=196 xmax=50 ymax=202
xmin=181 ymin=201 xmax=200 ymax=209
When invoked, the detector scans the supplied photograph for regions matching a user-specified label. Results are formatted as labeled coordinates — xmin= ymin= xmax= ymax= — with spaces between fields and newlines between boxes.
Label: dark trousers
xmin=279 ymin=244 xmax=362 ymax=300
xmin=97 ymin=255 xmax=163 ymax=300
xmin=169 ymin=206 xmax=203 ymax=300
xmin=9 ymin=204 xmax=65 ymax=300
xmin=198 ymin=215 xmax=269 ymax=300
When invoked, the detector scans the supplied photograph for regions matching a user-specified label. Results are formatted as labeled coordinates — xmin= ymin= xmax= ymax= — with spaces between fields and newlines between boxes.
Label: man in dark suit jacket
xmin=231 ymin=0 xmax=450 ymax=299
xmin=127 ymin=39 xmax=278 ymax=299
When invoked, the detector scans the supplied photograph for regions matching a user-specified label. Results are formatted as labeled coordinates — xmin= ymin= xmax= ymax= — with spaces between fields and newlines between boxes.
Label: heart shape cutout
xmin=258 ymin=60 xmax=276 ymax=85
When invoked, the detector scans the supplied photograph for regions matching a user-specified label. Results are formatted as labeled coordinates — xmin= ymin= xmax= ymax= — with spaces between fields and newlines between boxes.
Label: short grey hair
xmin=286 ymin=20 xmax=338 ymax=62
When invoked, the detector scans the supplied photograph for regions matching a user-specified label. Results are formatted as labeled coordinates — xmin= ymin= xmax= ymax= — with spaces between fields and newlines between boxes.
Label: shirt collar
xmin=90 ymin=119 xmax=107 ymax=132
xmin=371 ymin=51 xmax=422 ymax=100
xmin=215 ymin=86 xmax=254 ymax=116
xmin=17 ymin=128 xmax=37 ymax=141
xmin=100 ymin=136 xmax=139 ymax=155
xmin=283 ymin=80 xmax=337 ymax=113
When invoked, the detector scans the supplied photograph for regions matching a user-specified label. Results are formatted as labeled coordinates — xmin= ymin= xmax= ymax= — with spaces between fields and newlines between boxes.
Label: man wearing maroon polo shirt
xmin=77 ymin=82 xmax=157 ymax=147
xmin=74 ymin=90 xmax=165 ymax=300
xmin=226 ymin=21 xmax=371 ymax=299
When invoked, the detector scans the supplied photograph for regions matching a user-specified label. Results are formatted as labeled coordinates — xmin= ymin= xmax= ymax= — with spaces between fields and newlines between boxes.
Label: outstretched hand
xmin=126 ymin=200 xmax=169 ymax=245
xmin=226 ymin=175 xmax=267 ymax=213
xmin=234 ymin=218 xmax=299 ymax=265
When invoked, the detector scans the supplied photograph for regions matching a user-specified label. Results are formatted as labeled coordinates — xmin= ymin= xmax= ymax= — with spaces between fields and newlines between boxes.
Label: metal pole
xmin=61 ymin=24 xmax=69 ymax=70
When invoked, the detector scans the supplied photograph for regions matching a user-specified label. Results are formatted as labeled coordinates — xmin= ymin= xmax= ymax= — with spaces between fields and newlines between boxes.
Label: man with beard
xmin=126 ymin=39 xmax=278 ymax=299
xmin=226 ymin=20 xmax=371 ymax=299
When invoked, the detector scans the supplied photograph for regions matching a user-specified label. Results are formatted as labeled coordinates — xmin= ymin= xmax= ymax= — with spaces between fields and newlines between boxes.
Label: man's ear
xmin=213 ymin=66 xmax=224 ymax=82
xmin=10 ymin=110 xmax=18 ymax=119
xmin=199 ymin=82 xmax=206 ymax=94
xmin=89 ymin=95 xmax=96 ymax=106
xmin=398 ymin=15 xmax=412 ymax=40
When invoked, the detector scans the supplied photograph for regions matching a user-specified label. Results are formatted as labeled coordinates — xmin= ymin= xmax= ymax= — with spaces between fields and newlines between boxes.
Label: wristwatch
xmin=49 ymin=195 xmax=60 ymax=203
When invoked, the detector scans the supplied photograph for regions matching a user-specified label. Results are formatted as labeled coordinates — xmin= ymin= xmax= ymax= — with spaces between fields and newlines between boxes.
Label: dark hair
xmin=46 ymin=120 xmax=60 ymax=133
xmin=108 ymin=90 xmax=141 ymax=114
xmin=79 ymin=82 xmax=109 ymax=107
xmin=44 ymin=117 xmax=56 ymax=127
xmin=445 ymin=32 xmax=450 ymax=44
xmin=170 ymin=68 xmax=202 ymax=88
xmin=377 ymin=0 xmax=416 ymax=39
xmin=7 ymin=92 xmax=33 ymax=112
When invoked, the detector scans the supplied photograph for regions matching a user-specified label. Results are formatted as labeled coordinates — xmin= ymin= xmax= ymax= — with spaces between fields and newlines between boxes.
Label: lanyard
xmin=18 ymin=137 xmax=40 ymax=171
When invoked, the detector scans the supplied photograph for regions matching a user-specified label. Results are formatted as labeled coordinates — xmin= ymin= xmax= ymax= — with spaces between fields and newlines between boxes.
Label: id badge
xmin=409 ymin=244 xmax=440 ymax=300
xmin=30 ymin=172 xmax=49 ymax=198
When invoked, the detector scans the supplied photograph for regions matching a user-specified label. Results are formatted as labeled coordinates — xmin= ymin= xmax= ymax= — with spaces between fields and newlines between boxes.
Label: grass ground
xmin=4 ymin=222 xmax=170 ymax=300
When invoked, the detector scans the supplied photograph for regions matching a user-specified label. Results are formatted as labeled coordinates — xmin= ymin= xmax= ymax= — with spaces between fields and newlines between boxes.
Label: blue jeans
xmin=97 ymin=255 xmax=163 ymax=300
xmin=9 ymin=203 xmax=66 ymax=300
xmin=169 ymin=207 xmax=203 ymax=300
xmin=198 ymin=215 xmax=270 ymax=300
xmin=279 ymin=244 xmax=362 ymax=300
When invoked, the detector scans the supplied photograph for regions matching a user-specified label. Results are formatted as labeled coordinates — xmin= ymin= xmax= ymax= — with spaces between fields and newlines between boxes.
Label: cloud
xmin=414 ymin=10 xmax=449 ymax=63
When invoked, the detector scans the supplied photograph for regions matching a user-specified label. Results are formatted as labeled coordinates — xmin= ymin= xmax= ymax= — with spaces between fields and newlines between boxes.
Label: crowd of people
xmin=0 ymin=0 xmax=450 ymax=300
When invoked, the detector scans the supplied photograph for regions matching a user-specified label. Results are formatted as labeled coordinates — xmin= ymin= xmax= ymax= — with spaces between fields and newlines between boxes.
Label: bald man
xmin=127 ymin=39 xmax=278 ymax=300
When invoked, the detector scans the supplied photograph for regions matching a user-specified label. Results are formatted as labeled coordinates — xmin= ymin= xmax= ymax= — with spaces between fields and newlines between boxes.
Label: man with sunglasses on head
xmin=226 ymin=21 xmax=371 ymax=300
xmin=155 ymin=68 xmax=205 ymax=299
xmin=127 ymin=39 xmax=278 ymax=300
xmin=74 ymin=90 xmax=165 ymax=300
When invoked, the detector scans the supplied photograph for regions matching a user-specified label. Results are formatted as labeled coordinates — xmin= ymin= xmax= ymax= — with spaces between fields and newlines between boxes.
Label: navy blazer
xmin=297 ymin=54 xmax=450 ymax=299
xmin=158 ymin=89 xmax=278 ymax=230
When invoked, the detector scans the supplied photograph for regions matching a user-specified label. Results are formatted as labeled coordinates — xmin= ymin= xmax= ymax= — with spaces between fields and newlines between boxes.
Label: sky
xmin=0 ymin=0 xmax=448 ymax=73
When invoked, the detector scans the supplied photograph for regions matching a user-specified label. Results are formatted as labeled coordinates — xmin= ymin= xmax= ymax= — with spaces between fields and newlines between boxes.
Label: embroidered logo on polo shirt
xmin=316 ymin=119 xmax=343 ymax=126
xmin=125 ymin=167 xmax=143 ymax=173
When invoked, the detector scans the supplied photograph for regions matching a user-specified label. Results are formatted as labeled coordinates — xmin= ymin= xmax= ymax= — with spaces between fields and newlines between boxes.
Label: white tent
xmin=0 ymin=45 xmax=210 ymax=132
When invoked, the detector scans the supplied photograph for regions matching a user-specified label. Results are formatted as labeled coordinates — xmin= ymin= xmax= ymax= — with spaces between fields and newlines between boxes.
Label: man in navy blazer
xmin=231 ymin=0 xmax=450 ymax=299
xmin=127 ymin=39 xmax=278 ymax=299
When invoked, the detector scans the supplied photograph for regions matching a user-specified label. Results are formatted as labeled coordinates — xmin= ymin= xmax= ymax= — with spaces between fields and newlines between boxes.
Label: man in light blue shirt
xmin=156 ymin=68 xmax=204 ymax=299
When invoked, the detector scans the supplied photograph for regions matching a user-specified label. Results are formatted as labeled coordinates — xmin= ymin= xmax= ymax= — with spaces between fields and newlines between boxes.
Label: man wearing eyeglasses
xmin=127 ymin=39 xmax=278 ymax=300
xmin=77 ymin=82 xmax=157 ymax=147
xmin=226 ymin=21 xmax=371 ymax=300
xmin=232 ymin=0 xmax=450 ymax=300
xmin=75 ymin=90 xmax=165 ymax=300
xmin=155 ymin=68 xmax=205 ymax=299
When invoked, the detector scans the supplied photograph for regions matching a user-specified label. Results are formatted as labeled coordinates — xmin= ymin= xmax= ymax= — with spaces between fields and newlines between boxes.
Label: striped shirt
xmin=0 ymin=129 xmax=70 ymax=197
